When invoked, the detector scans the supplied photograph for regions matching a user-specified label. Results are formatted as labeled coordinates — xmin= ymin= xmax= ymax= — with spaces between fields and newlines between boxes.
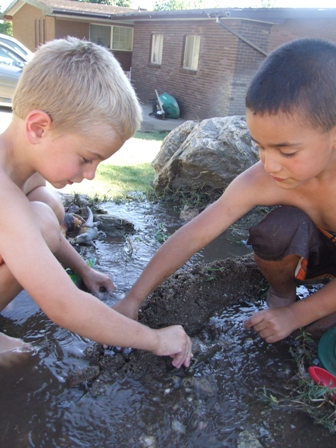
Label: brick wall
xmin=131 ymin=19 xmax=273 ymax=120
xmin=269 ymin=19 xmax=336 ymax=51
xmin=228 ymin=20 xmax=271 ymax=116
xmin=132 ymin=19 xmax=240 ymax=120
xmin=132 ymin=17 xmax=336 ymax=120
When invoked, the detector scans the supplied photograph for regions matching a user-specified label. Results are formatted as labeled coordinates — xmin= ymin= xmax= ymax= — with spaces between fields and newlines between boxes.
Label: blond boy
xmin=116 ymin=38 xmax=336 ymax=343
xmin=0 ymin=37 xmax=192 ymax=368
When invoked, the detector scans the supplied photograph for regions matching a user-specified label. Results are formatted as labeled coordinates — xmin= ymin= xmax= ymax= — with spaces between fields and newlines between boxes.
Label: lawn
xmin=56 ymin=131 xmax=168 ymax=200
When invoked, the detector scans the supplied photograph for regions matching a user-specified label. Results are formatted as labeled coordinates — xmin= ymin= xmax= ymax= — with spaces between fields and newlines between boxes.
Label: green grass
xmin=56 ymin=132 xmax=168 ymax=201
xmin=134 ymin=131 xmax=169 ymax=141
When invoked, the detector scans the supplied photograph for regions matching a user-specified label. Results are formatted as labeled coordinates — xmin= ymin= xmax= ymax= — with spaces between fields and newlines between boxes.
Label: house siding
xmin=11 ymin=4 xmax=43 ymax=51
xmin=55 ymin=19 xmax=90 ymax=41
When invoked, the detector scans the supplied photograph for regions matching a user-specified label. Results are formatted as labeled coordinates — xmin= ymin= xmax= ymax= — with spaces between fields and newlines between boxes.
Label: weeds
xmin=154 ymin=223 xmax=169 ymax=243
xmin=204 ymin=267 xmax=224 ymax=282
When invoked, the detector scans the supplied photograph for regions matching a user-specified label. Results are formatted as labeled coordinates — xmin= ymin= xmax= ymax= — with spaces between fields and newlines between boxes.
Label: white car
xmin=0 ymin=37 xmax=31 ymax=108
xmin=0 ymin=33 xmax=32 ymax=60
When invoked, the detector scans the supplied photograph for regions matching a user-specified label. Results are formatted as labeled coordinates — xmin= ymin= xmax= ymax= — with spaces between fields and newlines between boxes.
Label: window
xmin=90 ymin=24 xmax=110 ymax=48
xmin=90 ymin=25 xmax=133 ymax=51
xmin=151 ymin=34 xmax=163 ymax=65
xmin=183 ymin=35 xmax=201 ymax=71
xmin=112 ymin=26 xmax=133 ymax=51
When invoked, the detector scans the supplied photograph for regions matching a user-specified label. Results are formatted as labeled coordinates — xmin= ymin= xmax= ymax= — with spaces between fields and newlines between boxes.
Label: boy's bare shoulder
xmin=230 ymin=162 xmax=285 ymax=205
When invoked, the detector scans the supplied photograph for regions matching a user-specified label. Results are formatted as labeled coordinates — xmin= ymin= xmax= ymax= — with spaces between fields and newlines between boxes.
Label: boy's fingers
xmin=171 ymin=353 xmax=184 ymax=369
xmin=171 ymin=351 xmax=192 ymax=369
xmin=244 ymin=311 xmax=264 ymax=329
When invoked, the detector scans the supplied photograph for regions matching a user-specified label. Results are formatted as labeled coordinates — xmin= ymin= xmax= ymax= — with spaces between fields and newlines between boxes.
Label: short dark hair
xmin=245 ymin=38 xmax=336 ymax=131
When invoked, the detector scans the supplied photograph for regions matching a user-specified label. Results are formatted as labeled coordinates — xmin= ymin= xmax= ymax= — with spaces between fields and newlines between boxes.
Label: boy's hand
xmin=244 ymin=306 xmax=297 ymax=343
xmin=152 ymin=325 xmax=193 ymax=369
xmin=112 ymin=297 xmax=139 ymax=321
xmin=81 ymin=267 xmax=115 ymax=299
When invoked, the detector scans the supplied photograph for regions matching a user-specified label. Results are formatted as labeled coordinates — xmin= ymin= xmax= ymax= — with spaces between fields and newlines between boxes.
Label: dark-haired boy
xmin=115 ymin=38 xmax=336 ymax=342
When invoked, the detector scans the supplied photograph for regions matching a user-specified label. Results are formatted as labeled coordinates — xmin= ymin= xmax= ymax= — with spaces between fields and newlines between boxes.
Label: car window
xmin=0 ymin=35 xmax=32 ymax=60
xmin=0 ymin=44 xmax=26 ymax=68
xmin=0 ymin=37 xmax=29 ymax=59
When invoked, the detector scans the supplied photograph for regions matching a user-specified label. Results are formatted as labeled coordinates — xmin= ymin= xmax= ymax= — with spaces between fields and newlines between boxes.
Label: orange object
xmin=308 ymin=366 xmax=336 ymax=400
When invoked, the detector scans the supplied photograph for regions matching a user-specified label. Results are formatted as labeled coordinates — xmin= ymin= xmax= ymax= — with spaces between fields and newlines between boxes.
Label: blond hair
xmin=13 ymin=37 xmax=142 ymax=140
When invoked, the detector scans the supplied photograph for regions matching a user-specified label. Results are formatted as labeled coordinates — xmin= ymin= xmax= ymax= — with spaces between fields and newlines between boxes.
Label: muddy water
xmin=1 ymin=200 xmax=335 ymax=447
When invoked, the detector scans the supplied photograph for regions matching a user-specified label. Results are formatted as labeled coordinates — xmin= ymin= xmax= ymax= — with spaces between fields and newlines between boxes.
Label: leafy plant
xmin=154 ymin=223 xmax=169 ymax=243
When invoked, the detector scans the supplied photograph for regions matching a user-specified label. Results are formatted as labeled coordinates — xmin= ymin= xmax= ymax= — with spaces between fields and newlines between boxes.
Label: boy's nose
xmin=262 ymin=152 xmax=281 ymax=174
xmin=82 ymin=166 xmax=97 ymax=181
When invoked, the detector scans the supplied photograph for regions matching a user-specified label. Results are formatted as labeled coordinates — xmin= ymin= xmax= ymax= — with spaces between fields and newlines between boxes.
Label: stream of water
xmin=1 ymin=200 xmax=335 ymax=447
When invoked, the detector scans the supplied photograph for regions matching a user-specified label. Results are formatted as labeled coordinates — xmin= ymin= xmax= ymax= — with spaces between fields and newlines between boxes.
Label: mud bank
xmin=68 ymin=254 xmax=264 ymax=390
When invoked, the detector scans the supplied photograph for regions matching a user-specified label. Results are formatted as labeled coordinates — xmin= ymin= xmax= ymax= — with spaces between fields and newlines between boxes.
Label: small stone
xmin=139 ymin=435 xmax=156 ymax=448
xmin=66 ymin=366 xmax=100 ymax=388
xmin=237 ymin=430 xmax=263 ymax=448
xmin=172 ymin=419 xmax=186 ymax=434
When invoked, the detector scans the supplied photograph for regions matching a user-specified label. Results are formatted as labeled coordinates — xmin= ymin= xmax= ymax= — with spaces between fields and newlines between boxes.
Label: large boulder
xmin=152 ymin=116 xmax=259 ymax=192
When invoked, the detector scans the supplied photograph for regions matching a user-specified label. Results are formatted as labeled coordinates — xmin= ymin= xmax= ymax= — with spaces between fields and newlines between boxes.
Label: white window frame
xmin=183 ymin=35 xmax=201 ymax=71
xmin=151 ymin=34 xmax=163 ymax=65
xmin=89 ymin=24 xmax=133 ymax=52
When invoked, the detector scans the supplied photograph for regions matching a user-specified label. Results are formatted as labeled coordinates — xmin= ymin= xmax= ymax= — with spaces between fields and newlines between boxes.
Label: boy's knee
xmin=30 ymin=201 xmax=61 ymax=253
xmin=248 ymin=206 xmax=314 ymax=260
xmin=27 ymin=186 xmax=64 ymax=225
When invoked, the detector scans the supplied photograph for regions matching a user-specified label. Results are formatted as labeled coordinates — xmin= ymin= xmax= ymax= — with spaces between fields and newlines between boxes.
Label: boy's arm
xmin=114 ymin=162 xmax=274 ymax=319
xmin=54 ymin=234 xmax=115 ymax=297
xmin=245 ymin=279 xmax=336 ymax=342
xmin=23 ymin=176 xmax=115 ymax=296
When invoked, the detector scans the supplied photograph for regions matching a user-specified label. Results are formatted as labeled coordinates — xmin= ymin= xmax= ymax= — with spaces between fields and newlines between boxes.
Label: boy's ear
xmin=25 ymin=110 xmax=52 ymax=144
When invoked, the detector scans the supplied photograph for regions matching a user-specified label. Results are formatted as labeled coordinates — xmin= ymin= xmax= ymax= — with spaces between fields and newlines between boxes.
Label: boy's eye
xmin=82 ymin=158 xmax=92 ymax=164
xmin=280 ymin=152 xmax=296 ymax=158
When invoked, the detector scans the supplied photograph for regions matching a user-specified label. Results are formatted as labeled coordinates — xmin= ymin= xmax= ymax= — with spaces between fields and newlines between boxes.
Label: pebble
xmin=172 ymin=419 xmax=186 ymax=434
xmin=139 ymin=435 xmax=157 ymax=448
xmin=237 ymin=430 xmax=263 ymax=448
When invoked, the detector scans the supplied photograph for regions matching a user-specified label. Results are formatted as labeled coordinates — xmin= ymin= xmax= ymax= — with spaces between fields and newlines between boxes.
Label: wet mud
xmin=68 ymin=255 xmax=263 ymax=391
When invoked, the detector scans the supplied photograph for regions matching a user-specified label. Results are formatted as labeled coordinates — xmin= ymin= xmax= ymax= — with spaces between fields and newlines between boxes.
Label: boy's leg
xmin=253 ymin=253 xmax=299 ymax=308
xmin=249 ymin=206 xmax=336 ymax=337
xmin=0 ymin=201 xmax=61 ymax=354
xmin=248 ymin=206 xmax=322 ymax=307
xmin=24 ymin=173 xmax=65 ymax=225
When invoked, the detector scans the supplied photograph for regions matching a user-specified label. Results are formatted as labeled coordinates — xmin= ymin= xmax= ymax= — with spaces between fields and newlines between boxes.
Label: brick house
xmin=119 ymin=8 xmax=336 ymax=119
xmin=2 ymin=3 xmax=336 ymax=120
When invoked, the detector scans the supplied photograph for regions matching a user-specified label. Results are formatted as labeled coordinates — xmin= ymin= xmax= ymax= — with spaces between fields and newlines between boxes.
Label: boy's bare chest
xmin=286 ymin=181 xmax=336 ymax=231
